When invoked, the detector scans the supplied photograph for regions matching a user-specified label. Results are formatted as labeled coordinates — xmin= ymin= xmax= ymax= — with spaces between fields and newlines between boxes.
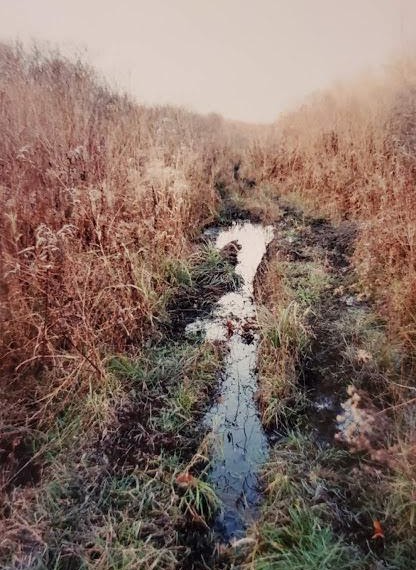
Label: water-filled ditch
xmin=187 ymin=221 xmax=273 ymax=541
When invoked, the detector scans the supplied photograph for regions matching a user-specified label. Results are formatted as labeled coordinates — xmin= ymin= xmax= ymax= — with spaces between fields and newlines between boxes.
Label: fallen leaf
xmin=175 ymin=471 xmax=196 ymax=487
xmin=372 ymin=519 xmax=384 ymax=539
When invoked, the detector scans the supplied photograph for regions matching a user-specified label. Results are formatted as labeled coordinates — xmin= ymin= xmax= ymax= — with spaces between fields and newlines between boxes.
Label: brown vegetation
xmin=2 ymin=41 xmax=416 ymax=569
xmin=244 ymin=60 xmax=416 ymax=352
xmin=237 ymin=64 xmax=416 ymax=567
xmin=0 ymin=43 xmax=244 ymax=430
xmin=0 ymin=43 xmax=246 ymax=568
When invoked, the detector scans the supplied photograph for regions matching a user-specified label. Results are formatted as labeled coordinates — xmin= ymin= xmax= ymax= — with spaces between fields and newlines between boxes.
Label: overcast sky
xmin=1 ymin=0 xmax=415 ymax=122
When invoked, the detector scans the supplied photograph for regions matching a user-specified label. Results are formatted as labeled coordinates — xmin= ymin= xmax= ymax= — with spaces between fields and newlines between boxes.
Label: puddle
xmin=186 ymin=221 xmax=273 ymax=542
xmin=313 ymin=395 xmax=336 ymax=412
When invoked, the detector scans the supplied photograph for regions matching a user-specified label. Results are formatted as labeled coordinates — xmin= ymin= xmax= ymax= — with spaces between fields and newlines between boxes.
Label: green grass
xmin=165 ymin=243 xmax=242 ymax=329
xmin=255 ymin=251 xmax=331 ymax=429
xmin=251 ymin=201 xmax=416 ymax=570
xmin=179 ymin=476 xmax=220 ymax=521
xmin=31 ymin=459 xmax=183 ymax=569
xmin=256 ymin=297 xmax=310 ymax=427
xmin=246 ymin=432 xmax=365 ymax=570
xmin=254 ymin=507 xmax=362 ymax=570
xmin=279 ymin=260 xmax=332 ymax=307
xmin=191 ymin=244 xmax=242 ymax=290
xmin=166 ymin=244 xmax=242 ymax=299
xmin=263 ymin=301 xmax=309 ymax=352
xmin=1 ymin=338 xmax=222 ymax=569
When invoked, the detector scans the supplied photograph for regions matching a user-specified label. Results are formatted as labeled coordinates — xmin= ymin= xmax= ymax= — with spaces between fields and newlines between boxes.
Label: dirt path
xmin=182 ymin=199 xmax=392 ymax=568
xmin=179 ymin=201 xmax=373 ymax=568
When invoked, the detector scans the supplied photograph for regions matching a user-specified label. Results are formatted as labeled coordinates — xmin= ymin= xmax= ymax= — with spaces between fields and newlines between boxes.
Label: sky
xmin=0 ymin=0 xmax=415 ymax=123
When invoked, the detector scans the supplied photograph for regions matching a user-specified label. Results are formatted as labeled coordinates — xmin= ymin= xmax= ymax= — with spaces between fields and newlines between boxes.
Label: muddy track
xmin=181 ymin=202 xmax=373 ymax=568
xmin=183 ymin=202 xmax=376 ymax=568
xmin=2 ymin=199 xmax=392 ymax=570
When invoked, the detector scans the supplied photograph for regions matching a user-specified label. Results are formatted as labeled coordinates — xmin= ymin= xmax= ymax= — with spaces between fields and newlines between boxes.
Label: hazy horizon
xmin=1 ymin=0 xmax=415 ymax=123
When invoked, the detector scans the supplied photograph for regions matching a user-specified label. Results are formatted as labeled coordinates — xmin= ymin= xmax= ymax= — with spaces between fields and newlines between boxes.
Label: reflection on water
xmin=186 ymin=222 xmax=273 ymax=541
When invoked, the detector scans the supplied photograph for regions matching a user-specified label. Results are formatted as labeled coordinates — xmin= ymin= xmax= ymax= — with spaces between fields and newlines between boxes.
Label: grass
xmin=166 ymin=243 xmax=242 ymax=330
xmin=179 ymin=476 xmax=221 ymax=521
xmin=244 ymin=432 xmax=364 ymax=570
xmin=30 ymin=460 xmax=183 ymax=569
xmin=191 ymin=245 xmax=242 ymax=290
xmin=281 ymin=262 xmax=331 ymax=307
xmin=263 ymin=301 xmax=309 ymax=352
xmin=2 ymin=40 xmax=416 ymax=570
xmin=243 ymin=59 xmax=416 ymax=357
xmin=215 ymin=180 xmax=282 ymax=224
xmin=245 ymin=428 xmax=416 ymax=570
xmin=244 ymin=217 xmax=369 ymax=565
xmin=0 ymin=41 xmax=245 ymax=465
xmin=1 ymin=337 xmax=222 ymax=569
xmin=254 ymin=243 xmax=329 ymax=428
xmin=253 ymin=508 xmax=361 ymax=570
xmin=245 ymin=197 xmax=416 ymax=569
xmin=256 ymin=299 xmax=309 ymax=428
xmin=0 ymin=43 xmax=247 ymax=567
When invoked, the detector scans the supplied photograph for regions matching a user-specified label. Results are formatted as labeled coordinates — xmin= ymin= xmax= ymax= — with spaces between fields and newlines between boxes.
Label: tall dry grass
xmin=0 ymin=43 xmax=242 ymax=423
xmin=244 ymin=59 xmax=416 ymax=351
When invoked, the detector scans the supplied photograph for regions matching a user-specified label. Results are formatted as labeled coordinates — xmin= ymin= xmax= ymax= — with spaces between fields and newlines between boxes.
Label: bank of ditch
xmin=240 ymin=192 xmax=416 ymax=570
xmin=0 ymin=233 xmax=244 ymax=570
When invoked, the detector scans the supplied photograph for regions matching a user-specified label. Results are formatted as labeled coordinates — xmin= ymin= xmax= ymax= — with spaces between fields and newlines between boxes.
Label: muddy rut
xmin=186 ymin=199 xmax=379 ymax=567
xmin=3 ymin=197 xmax=388 ymax=570
xmin=186 ymin=222 xmax=273 ymax=542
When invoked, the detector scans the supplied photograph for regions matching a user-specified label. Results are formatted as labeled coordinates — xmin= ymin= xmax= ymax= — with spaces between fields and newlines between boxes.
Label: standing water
xmin=187 ymin=221 xmax=274 ymax=542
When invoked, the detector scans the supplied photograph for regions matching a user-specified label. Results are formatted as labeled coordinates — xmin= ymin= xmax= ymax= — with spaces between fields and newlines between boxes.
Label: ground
xmin=1 ymin=189 xmax=415 ymax=570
